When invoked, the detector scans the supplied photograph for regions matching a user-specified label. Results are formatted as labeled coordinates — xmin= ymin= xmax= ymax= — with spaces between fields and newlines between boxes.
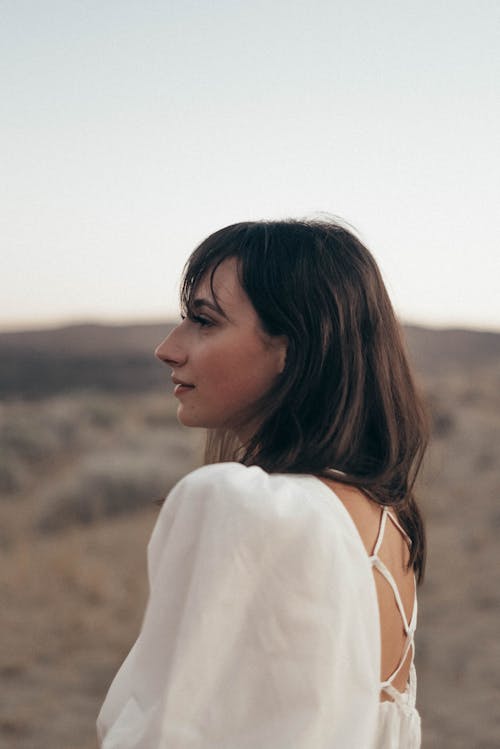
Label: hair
xmin=177 ymin=216 xmax=430 ymax=584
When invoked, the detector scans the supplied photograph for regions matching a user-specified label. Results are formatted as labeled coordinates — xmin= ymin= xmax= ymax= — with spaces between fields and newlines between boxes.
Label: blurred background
xmin=1 ymin=1 xmax=499 ymax=747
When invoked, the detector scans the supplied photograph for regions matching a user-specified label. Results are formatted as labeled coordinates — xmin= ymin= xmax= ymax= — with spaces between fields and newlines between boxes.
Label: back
xmin=316 ymin=475 xmax=422 ymax=747
xmin=316 ymin=477 xmax=417 ymax=701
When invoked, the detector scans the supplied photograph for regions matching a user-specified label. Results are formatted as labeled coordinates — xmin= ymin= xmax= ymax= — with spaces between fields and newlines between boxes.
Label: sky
xmin=1 ymin=0 xmax=499 ymax=333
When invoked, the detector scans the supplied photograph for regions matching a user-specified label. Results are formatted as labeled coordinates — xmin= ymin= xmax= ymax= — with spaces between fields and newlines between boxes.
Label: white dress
xmin=97 ymin=461 xmax=421 ymax=749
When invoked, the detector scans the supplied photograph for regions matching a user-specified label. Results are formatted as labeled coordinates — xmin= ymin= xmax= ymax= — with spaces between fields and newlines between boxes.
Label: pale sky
xmin=2 ymin=0 xmax=499 ymax=333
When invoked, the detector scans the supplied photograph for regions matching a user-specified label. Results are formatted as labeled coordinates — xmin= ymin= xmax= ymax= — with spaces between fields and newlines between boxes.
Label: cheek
xmin=205 ymin=341 xmax=276 ymax=402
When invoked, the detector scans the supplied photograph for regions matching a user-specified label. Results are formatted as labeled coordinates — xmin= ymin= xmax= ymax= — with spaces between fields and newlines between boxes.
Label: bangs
xmin=179 ymin=223 xmax=253 ymax=317
xmin=180 ymin=257 xmax=227 ymax=318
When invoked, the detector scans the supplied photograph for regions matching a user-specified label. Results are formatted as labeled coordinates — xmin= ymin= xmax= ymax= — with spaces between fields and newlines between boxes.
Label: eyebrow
xmin=192 ymin=297 xmax=229 ymax=320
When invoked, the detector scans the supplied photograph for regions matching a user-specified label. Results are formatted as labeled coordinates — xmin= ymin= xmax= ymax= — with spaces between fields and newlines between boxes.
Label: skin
xmin=154 ymin=256 xmax=288 ymax=444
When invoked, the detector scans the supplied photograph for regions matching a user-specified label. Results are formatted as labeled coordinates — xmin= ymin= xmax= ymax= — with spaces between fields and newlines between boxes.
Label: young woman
xmin=97 ymin=218 xmax=429 ymax=748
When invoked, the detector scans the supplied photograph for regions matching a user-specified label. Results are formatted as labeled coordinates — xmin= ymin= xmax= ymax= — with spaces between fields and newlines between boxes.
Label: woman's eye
xmin=193 ymin=315 xmax=212 ymax=327
xmin=180 ymin=312 xmax=213 ymax=328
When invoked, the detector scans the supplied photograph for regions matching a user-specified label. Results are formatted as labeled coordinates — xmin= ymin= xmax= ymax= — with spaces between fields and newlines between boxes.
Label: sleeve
xmin=98 ymin=462 xmax=380 ymax=749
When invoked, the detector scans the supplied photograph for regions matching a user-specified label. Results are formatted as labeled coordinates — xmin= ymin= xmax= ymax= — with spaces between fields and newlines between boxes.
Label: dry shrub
xmin=0 ymin=413 xmax=70 ymax=465
xmin=36 ymin=446 xmax=192 ymax=533
xmin=0 ymin=452 xmax=26 ymax=495
xmin=425 ymin=392 xmax=455 ymax=438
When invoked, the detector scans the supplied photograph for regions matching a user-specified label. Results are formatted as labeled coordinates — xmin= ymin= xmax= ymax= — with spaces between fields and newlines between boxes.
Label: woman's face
xmin=154 ymin=256 xmax=287 ymax=443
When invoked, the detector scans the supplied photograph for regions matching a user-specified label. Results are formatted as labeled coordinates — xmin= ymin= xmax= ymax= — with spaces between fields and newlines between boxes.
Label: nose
xmin=154 ymin=327 xmax=187 ymax=367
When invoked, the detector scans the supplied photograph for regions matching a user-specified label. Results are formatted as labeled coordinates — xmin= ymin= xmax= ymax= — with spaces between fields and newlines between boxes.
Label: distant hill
xmin=0 ymin=320 xmax=499 ymax=399
xmin=0 ymin=322 xmax=175 ymax=399
xmin=0 ymin=321 xmax=173 ymax=356
xmin=403 ymin=324 xmax=500 ymax=375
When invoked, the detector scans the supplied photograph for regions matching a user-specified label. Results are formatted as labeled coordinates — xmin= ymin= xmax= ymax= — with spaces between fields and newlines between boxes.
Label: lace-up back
xmin=318 ymin=474 xmax=422 ymax=747
xmin=369 ymin=506 xmax=421 ymax=747
xmin=369 ymin=506 xmax=418 ymax=705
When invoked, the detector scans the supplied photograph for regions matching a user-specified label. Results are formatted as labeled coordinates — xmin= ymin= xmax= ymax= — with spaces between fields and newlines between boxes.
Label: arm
xmin=98 ymin=462 xmax=380 ymax=749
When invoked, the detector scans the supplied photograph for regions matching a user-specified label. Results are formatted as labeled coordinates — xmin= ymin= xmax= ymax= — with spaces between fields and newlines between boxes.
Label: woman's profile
xmin=97 ymin=217 xmax=430 ymax=748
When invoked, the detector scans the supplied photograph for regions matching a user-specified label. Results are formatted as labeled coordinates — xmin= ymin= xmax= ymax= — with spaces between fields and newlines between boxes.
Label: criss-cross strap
xmin=369 ymin=506 xmax=417 ymax=705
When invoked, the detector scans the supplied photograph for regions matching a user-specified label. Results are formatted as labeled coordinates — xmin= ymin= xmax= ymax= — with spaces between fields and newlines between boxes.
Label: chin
xmin=176 ymin=407 xmax=211 ymax=430
xmin=176 ymin=413 xmax=200 ymax=428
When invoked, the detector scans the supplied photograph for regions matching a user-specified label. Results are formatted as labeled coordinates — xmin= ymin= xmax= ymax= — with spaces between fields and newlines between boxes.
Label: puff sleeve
xmin=97 ymin=462 xmax=380 ymax=749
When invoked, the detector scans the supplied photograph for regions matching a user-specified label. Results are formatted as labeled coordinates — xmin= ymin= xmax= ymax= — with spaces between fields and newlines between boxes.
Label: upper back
xmin=316 ymin=477 xmax=417 ymax=702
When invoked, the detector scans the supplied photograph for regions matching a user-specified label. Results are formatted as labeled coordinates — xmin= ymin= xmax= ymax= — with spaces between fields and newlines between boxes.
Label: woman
xmin=97 ymin=217 xmax=429 ymax=748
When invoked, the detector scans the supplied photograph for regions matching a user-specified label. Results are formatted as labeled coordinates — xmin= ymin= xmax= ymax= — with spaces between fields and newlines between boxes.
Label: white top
xmin=96 ymin=461 xmax=421 ymax=749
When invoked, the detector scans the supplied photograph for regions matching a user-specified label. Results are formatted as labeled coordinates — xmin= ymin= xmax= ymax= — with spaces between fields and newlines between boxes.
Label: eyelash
xmin=180 ymin=312 xmax=213 ymax=328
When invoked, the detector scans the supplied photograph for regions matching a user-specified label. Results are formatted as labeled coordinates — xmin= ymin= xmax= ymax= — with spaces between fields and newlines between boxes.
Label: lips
xmin=173 ymin=383 xmax=195 ymax=398
xmin=172 ymin=377 xmax=195 ymax=387
xmin=172 ymin=375 xmax=195 ymax=399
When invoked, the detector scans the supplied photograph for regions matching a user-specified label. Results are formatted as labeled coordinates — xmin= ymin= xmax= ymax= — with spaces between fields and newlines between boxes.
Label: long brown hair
xmin=179 ymin=217 xmax=430 ymax=583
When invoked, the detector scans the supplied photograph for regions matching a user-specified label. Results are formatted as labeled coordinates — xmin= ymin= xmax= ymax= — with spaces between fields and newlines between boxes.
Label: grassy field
xmin=1 ymin=365 xmax=499 ymax=748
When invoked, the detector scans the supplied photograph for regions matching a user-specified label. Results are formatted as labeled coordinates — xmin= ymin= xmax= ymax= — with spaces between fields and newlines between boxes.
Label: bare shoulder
xmin=315 ymin=477 xmax=383 ymax=555
xmin=316 ymin=476 xmax=412 ymax=574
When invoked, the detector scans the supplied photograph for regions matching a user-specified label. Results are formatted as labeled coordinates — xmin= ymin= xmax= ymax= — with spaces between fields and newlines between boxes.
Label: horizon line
xmin=0 ymin=316 xmax=499 ymax=336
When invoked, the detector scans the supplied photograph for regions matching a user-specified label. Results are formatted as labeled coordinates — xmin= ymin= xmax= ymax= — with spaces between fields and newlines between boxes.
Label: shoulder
xmin=154 ymin=462 xmax=367 ymax=569
xmin=170 ymin=461 xmax=267 ymax=501
xmin=159 ymin=462 xmax=270 ymax=520
xmin=147 ymin=464 xmax=379 ymax=650
xmin=161 ymin=462 xmax=340 ymax=531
